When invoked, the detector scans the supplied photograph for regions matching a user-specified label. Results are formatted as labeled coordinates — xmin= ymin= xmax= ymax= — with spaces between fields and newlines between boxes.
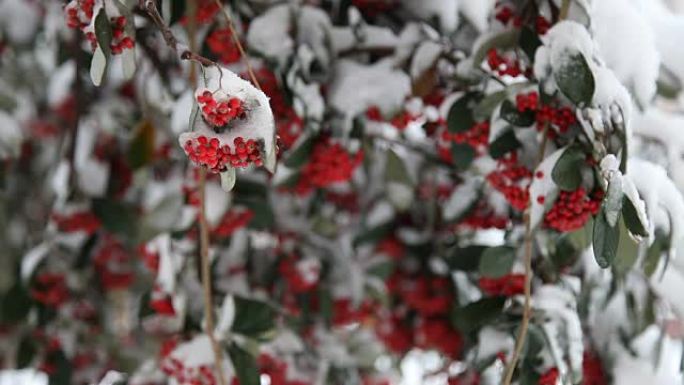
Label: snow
xmin=214 ymin=294 xmax=235 ymax=338
xmin=0 ymin=111 xmax=23 ymax=159
xmin=0 ymin=0 xmax=40 ymax=44
xmin=591 ymin=0 xmax=660 ymax=108
xmin=628 ymin=159 xmax=684 ymax=255
xmin=458 ymin=0 xmax=496 ymax=33
xmin=443 ymin=177 xmax=480 ymax=220
xmin=410 ymin=41 xmax=442 ymax=79
xmin=328 ymin=59 xmax=411 ymax=124
xmin=246 ymin=5 xmax=294 ymax=67
xmin=529 ymin=146 xmax=565 ymax=229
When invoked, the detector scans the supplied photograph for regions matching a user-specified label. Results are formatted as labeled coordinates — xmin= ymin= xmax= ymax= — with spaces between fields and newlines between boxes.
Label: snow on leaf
xmin=90 ymin=46 xmax=107 ymax=87
xmin=529 ymin=147 xmax=565 ymax=229
xmin=21 ymin=242 xmax=51 ymax=282
xmin=215 ymin=294 xmax=235 ymax=338
xmin=220 ymin=168 xmax=237 ymax=192
xmin=443 ymin=177 xmax=480 ymax=221
xmin=554 ymin=52 xmax=595 ymax=106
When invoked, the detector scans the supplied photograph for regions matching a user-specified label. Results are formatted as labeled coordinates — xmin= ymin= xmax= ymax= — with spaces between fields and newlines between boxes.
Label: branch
xmin=139 ymin=0 xmax=215 ymax=67
xmin=501 ymin=125 xmax=550 ymax=385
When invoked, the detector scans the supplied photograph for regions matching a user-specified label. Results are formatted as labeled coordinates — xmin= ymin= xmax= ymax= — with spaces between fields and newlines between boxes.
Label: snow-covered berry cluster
xmin=207 ymin=28 xmax=241 ymax=64
xmin=487 ymin=153 xmax=532 ymax=211
xmin=183 ymin=136 xmax=262 ymax=173
xmin=196 ymin=89 xmax=245 ymax=128
xmin=295 ymin=138 xmax=363 ymax=193
xmin=109 ymin=16 xmax=134 ymax=54
xmin=65 ymin=0 xmax=94 ymax=29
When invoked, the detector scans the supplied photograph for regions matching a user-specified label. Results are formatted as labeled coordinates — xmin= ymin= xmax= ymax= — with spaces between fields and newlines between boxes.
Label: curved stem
xmin=502 ymin=126 xmax=549 ymax=385
xmin=212 ymin=0 xmax=262 ymax=90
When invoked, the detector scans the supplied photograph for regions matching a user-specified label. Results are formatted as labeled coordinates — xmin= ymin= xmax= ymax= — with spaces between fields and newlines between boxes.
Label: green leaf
xmin=519 ymin=26 xmax=542 ymax=61
xmin=367 ymin=261 xmax=395 ymax=280
xmin=94 ymin=8 xmax=113 ymax=58
xmin=231 ymin=296 xmax=277 ymax=337
xmin=284 ymin=134 xmax=315 ymax=168
xmin=472 ymin=29 xmax=520 ymax=66
xmin=478 ymin=246 xmax=515 ymax=278
xmin=473 ymin=90 xmax=508 ymax=120
xmin=592 ymin=204 xmax=620 ymax=268
xmin=551 ymin=145 xmax=585 ymax=191
xmin=555 ymin=53 xmax=595 ymax=106
xmin=17 ymin=334 xmax=36 ymax=368
xmin=235 ymin=197 xmax=274 ymax=230
xmin=127 ymin=120 xmax=155 ymax=169
xmin=500 ymin=99 xmax=535 ymax=126
xmin=643 ymin=233 xmax=666 ymax=277
xmin=445 ymin=245 xmax=487 ymax=272
xmin=354 ymin=221 xmax=393 ymax=247
xmin=220 ymin=168 xmax=237 ymax=192
xmin=0 ymin=281 xmax=32 ymax=323
xmin=612 ymin=217 xmax=639 ymax=279
xmin=622 ymin=196 xmax=648 ymax=237
xmin=450 ymin=142 xmax=476 ymax=171
xmin=48 ymin=350 xmax=72 ymax=385
xmin=489 ymin=129 xmax=520 ymax=159
xmin=451 ymin=296 xmax=506 ymax=333
xmin=227 ymin=343 xmax=260 ymax=385
xmin=385 ymin=149 xmax=413 ymax=185
xmin=92 ymin=198 xmax=138 ymax=239
xmin=447 ymin=92 xmax=481 ymax=133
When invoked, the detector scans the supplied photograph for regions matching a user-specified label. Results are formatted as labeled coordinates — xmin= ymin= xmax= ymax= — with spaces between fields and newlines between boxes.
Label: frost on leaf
xmin=179 ymin=65 xmax=277 ymax=180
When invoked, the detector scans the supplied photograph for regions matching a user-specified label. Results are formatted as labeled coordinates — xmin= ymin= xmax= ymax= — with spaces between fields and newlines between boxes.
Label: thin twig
xmin=139 ymin=0 xmax=216 ymax=67
xmin=183 ymin=0 xmax=227 ymax=383
xmin=502 ymin=125 xmax=550 ymax=385
xmin=211 ymin=0 xmax=262 ymax=90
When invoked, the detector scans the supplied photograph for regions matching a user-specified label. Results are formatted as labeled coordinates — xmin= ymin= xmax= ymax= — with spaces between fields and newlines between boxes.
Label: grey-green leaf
xmin=593 ymin=205 xmax=620 ymax=268
xmin=478 ymin=246 xmax=515 ymax=278
xmin=551 ymin=145 xmax=585 ymax=191
xmin=555 ymin=53 xmax=595 ymax=106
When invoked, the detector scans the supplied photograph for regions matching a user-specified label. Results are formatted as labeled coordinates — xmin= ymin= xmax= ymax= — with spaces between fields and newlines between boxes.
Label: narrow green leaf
xmin=0 ymin=282 xmax=32 ymax=323
xmin=17 ymin=334 xmax=36 ymax=368
xmin=227 ymin=344 xmax=260 ymax=385
xmin=592 ymin=205 xmax=620 ymax=268
xmin=445 ymin=245 xmax=487 ymax=272
xmin=284 ymin=134 xmax=315 ymax=168
xmin=555 ymin=53 xmax=595 ymax=106
xmin=231 ymin=296 xmax=276 ymax=337
xmin=447 ymin=92 xmax=481 ymax=133
xmin=92 ymin=198 xmax=138 ymax=239
xmin=622 ymin=196 xmax=648 ymax=237
xmin=385 ymin=149 xmax=413 ymax=185
xmin=519 ymin=26 xmax=542 ymax=61
xmin=127 ymin=120 xmax=155 ymax=169
xmin=489 ymin=129 xmax=520 ymax=159
xmin=551 ymin=145 xmax=585 ymax=191
xmin=478 ymin=246 xmax=515 ymax=278
xmin=94 ymin=8 xmax=113 ymax=58
xmin=500 ymin=99 xmax=535 ymax=127
xmin=450 ymin=142 xmax=476 ymax=171
xmin=451 ymin=296 xmax=506 ymax=333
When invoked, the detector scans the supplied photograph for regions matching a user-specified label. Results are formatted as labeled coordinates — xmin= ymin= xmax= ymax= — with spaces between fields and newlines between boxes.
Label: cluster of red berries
xmin=52 ymin=211 xmax=101 ymax=235
xmin=535 ymin=16 xmax=551 ymax=35
xmin=278 ymin=255 xmax=321 ymax=293
xmin=256 ymin=354 xmax=310 ymax=385
xmin=196 ymin=90 xmax=245 ymax=127
xmin=388 ymin=274 xmax=453 ymax=316
xmin=516 ymin=91 xmax=539 ymax=112
xmin=207 ymin=28 xmax=241 ymax=64
xmin=375 ymin=236 xmax=405 ymax=260
xmin=543 ymin=187 xmax=602 ymax=232
xmin=324 ymin=190 xmax=360 ymax=212
xmin=31 ymin=273 xmax=69 ymax=308
xmin=180 ymin=0 xmax=220 ymax=25
xmin=536 ymin=105 xmax=576 ymax=134
xmin=93 ymin=236 xmax=134 ymax=290
xmin=331 ymin=298 xmax=375 ymax=326
xmin=478 ymin=274 xmax=525 ymax=297
xmin=352 ymin=0 xmax=396 ymax=18
xmin=460 ymin=203 xmax=509 ymax=229
xmin=65 ymin=0 xmax=94 ymax=29
xmin=447 ymin=121 xmax=490 ymax=151
xmin=79 ymin=15 xmax=133 ymax=54
xmin=161 ymin=357 xmax=218 ymax=385
xmin=495 ymin=6 xmax=516 ymax=25
xmin=211 ymin=208 xmax=253 ymax=238
xmin=295 ymin=138 xmax=363 ymax=194
xmin=375 ymin=314 xmax=413 ymax=354
xmin=366 ymin=106 xmax=419 ymax=131
xmin=139 ymin=243 xmax=159 ymax=273
xmin=415 ymin=318 xmax=464 ymax=359
xmin=486 ymin=153 xmax=532 ymax=211
xmin=538 ymin=367 xmax=559 ymax=385
xmin=150 ymin=289 xmax=176 ymax=316
xmin=487 ymin=49 xmax=527 ymax=77
xmin=582 ymin=351 xmax=607 ymax=385
xmin=183 ymin=136 xmax=262 ymax=172
xmin=108 ymin=16 xmax=134 ymax=54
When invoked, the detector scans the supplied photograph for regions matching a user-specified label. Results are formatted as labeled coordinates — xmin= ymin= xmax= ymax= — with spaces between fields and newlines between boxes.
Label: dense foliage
xmin=1 ymin=1 xmax=684 ymax=385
